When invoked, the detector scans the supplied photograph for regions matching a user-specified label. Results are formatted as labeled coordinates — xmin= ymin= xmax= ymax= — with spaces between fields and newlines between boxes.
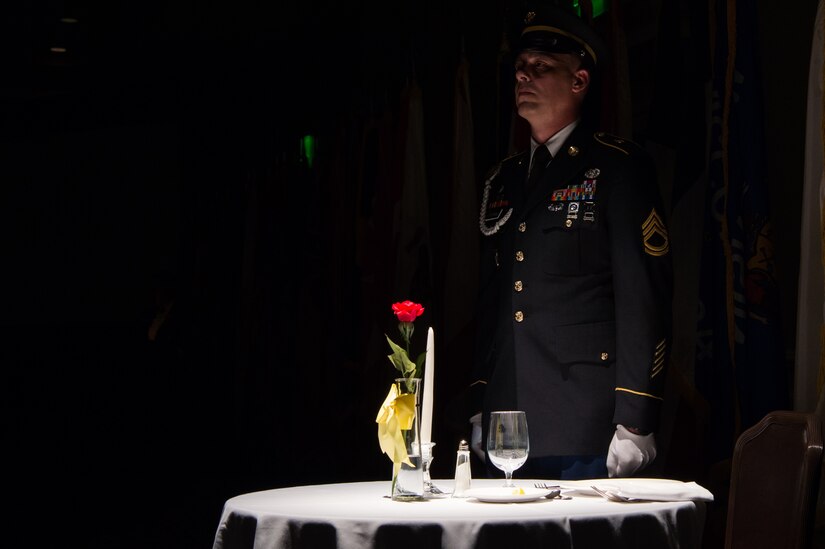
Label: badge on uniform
xmin=480 ymin=175 xmax=513 ymax=236
xmin=642 ymin=208 xmax=669 ymax=256
xmin=583 ymin=201 xmax=596 ymax=223
xmin=651 ymin=339 xmax=666 ymax=379
xmin=548 ymin=202 xmax=564 ymax=212
xmin=567 ymin=202 xmax=579 ymax=219
xmin=551 ymin=179 xmax=597 ymax=202
xmin=485 ymin=198 xmax=510 ymax=222
xmin=484 ymin=183 xmax=510 ymax=222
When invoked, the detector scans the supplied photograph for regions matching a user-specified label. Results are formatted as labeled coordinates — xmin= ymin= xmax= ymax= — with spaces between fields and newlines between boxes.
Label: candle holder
xmin=422 ymin=442 xmax=446 ymax=497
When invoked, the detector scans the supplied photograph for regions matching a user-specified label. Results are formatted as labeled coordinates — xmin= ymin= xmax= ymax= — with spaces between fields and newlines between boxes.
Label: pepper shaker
xmin=453 ymin=439 xmax=472 ymax=497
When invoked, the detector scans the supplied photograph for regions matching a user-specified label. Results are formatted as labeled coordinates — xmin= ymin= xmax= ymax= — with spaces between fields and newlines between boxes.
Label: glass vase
xmin=392 ymin=377 xmax=425 ymax=501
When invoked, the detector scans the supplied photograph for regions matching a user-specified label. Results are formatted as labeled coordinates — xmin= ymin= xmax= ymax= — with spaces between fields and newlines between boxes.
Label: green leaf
xmin=413 ymin=352 xmax=426 ymax=379
xmin=386 ymin=335 xmax=416 ymax=376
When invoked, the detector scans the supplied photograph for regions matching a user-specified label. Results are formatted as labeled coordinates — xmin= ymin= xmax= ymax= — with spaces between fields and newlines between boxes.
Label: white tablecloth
xmin=212 ymin=479 xmax=706 ymax=549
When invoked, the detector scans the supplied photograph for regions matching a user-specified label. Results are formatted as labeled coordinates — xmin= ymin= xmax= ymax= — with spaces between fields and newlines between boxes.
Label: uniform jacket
xmin=472 ymin=122 xmax=673 ymax=457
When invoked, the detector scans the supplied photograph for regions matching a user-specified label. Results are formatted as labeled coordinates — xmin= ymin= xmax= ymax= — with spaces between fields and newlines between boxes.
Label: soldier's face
xmin=514 ymin=51 xmax=588 ymax=123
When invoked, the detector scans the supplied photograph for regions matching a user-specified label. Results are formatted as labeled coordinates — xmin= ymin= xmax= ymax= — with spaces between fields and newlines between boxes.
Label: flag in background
xmin=442 ymin=54 xmax=478 ymax=346
xmin=595 ymin=0 xmax=632 ymax=138
xmin=695 ymin=0 xmax=788 ymax=466
xmin=795 ymin=0 xmax=825 ymax=414
xmin=646 ymin=0 xmax=711 ymax=210
xmin=394 ymin=80 xmax=433 ymax=302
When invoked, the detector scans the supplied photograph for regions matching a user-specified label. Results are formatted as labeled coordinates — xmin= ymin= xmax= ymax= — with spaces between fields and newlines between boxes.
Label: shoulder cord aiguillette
xmin=478 ymin=164 xmax=512 ymax=236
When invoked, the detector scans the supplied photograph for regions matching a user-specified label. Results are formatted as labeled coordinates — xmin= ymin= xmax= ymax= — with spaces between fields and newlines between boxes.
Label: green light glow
xmin=573 ymin=0 xmax=606 ymax=17
xmin=301 ymin=134 xmax=316 ymax=169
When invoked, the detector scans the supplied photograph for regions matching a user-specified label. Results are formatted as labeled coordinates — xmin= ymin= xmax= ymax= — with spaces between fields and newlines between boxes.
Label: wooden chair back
xmin=725 ymin=410 xmax=823 ymax=549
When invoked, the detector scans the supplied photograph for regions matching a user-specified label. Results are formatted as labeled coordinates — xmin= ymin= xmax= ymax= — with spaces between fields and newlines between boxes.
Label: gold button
xmin=514 ymin=280 xmax=523 ymax=292
xmin=565 ymin=219 xmax=572 ymax=227
xmin=514 ymin=311 xmax=524 ymax=322
xmin=568 ymin=146 xmax=579 ymax=156
xmin=515 ymin=251 xmax=524 ymax=262
xmin=600 ymin=352 xmax=609 ymax=361
xmin=518 ymin=222 xmax=527 ymax=232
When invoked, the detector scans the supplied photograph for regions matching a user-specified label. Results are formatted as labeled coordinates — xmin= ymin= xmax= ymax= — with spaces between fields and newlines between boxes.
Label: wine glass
xmin=487 ymin=411 xmax=529 ymax=487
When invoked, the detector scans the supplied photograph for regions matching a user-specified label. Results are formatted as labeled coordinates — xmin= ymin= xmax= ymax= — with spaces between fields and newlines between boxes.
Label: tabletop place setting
xmin=212 ymin=302 xmax=714 ymax=549
xmin=372 ymin=303 xmax=713 ymax=505
xmin=390 ymin=400 xmax=713 ymax=505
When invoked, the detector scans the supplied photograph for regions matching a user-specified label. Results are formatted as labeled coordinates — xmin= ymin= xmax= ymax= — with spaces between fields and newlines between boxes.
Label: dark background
xmin=4 ymin=1 xmax=819 ymax=548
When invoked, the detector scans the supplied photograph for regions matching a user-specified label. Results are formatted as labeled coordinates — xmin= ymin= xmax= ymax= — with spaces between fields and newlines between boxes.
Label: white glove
xmin=469 ymin=412 xmax=485 ymax=462
xmin=607 ymin=424 xmax=657 ymax=478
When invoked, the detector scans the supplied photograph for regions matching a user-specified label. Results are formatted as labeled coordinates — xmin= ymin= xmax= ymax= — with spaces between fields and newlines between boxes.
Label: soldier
xmin=470 ymin=2 xmax=673 ymax=480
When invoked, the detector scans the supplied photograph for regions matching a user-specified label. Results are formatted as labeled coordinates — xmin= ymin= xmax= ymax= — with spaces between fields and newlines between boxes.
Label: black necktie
xmin=527 ymin=145 xmax=551 ymax=193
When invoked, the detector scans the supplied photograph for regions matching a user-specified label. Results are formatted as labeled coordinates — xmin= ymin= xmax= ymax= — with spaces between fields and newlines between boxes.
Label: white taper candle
xmin=421 ymin=326 xmax=435 ymax=444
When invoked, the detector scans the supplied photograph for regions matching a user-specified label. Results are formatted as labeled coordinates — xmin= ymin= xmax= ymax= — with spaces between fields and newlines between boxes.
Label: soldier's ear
xmin=572 ymin=69 xmax=590 ymax=93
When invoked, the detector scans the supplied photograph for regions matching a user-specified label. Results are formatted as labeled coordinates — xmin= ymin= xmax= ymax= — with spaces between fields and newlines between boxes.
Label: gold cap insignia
xmin=642 ymin=208 xmax=669 ymax=256
xmin=524 ymin=11 xmax=536 ymax=24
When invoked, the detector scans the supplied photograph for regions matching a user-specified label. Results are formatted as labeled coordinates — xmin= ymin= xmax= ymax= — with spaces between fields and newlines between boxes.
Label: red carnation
xmin=392 ymin=301 xmax=425 ymax=323
xmin=386 ymin=300 xmax=426 ymax=379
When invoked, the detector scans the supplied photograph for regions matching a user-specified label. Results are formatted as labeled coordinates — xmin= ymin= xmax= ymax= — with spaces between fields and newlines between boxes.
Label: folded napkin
xmin=592 ymin=479 xmax=714 ymax=502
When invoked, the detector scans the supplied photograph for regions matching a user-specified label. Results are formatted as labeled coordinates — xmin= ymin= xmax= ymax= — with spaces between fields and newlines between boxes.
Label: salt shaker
xmin=453 ymin=439 xmax=472 ymax=497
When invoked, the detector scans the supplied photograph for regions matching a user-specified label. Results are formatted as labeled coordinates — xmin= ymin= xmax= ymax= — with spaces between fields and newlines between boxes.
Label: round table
xmin=212 ymin=479 xmax=706 ymax=549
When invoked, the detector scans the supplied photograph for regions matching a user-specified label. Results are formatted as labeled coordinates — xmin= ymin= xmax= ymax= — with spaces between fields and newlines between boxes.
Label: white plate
xmin=464 ymin=487 xmax=554 ymax=503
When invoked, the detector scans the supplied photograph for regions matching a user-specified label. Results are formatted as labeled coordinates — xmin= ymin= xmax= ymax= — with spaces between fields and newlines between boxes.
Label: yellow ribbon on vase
xmin=376 ymin=382 xmax=417 ymax=477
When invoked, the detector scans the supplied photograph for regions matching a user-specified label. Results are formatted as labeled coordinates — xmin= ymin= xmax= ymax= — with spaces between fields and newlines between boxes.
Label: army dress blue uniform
xmin=472 ymin=121 xmax=673 ymax=462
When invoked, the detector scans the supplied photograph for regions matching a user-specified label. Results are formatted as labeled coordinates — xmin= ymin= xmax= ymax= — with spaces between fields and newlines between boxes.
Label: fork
xmin=590 ymin=485 xmax=636 ymax=503
xmin=533 ymin=483 xmax=566 ymax=499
